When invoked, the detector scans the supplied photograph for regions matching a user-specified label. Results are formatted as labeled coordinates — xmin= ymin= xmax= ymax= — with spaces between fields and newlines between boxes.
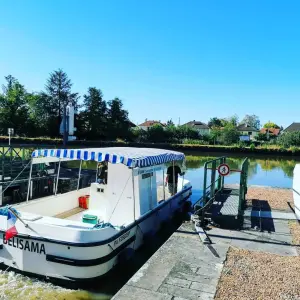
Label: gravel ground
xmin=289 ymin=220 xmax=300 ymax=254
xmin=246 ymin=187 xmax=293 ymax=211
xmin=215 ymin=247 xmax=300 ymax=300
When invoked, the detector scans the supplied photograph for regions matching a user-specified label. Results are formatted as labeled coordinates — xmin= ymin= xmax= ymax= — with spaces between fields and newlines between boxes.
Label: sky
xmin=0 ymin=0 xmax=300 ymax=128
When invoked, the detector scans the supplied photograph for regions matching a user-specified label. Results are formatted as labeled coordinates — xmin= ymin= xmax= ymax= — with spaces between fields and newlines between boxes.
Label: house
xmin=283 ymin=122 xmax=300 ymax=133
xmin=237 ymin=124 xmax=259 ymax=141
xmin=138 ymin=120 xmax=166 ymax=131
xmin=183 ymin=120 xmax=210 ymax=136
xmin=260 ymin=127 xmax=281 ymax=137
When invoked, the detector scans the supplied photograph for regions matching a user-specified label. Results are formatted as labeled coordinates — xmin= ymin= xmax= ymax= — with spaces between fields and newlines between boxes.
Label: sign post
xmin=7 ymin=128 xmax=14 ymax=146
xmin=217 ymin=163 xmax=230 ymax=176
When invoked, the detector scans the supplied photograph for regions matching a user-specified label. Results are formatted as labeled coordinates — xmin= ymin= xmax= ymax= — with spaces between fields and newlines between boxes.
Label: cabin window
xmin=248 ymin=132 xmax=252 ymax=135
xmin=142 ymin=172 xmax=153 ymax=179
xmin=155 ymin=168 xmax=165 ymax=202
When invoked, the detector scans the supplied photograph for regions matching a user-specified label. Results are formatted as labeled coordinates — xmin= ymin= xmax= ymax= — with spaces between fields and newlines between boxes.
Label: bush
xmin=278 ymin=132 xmax=300 ymax=147
xmin=182 ymin=139 xmax=209 ymax=145
xmin=220 ymin=124 xmax=239 ymax=145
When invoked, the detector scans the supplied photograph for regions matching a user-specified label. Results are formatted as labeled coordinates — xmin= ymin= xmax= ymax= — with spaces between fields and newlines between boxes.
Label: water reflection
xmin=185 ymin=153 xmax=300 ymax=189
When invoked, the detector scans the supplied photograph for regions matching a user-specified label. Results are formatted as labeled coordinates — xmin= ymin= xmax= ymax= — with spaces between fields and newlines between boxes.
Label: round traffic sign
xmin=218 ymin=163 xmax=230 ymax=176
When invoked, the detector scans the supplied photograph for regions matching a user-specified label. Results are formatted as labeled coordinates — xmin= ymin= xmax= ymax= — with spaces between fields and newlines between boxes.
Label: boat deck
xmin=54 ymin=207 xmax=87 ymax=222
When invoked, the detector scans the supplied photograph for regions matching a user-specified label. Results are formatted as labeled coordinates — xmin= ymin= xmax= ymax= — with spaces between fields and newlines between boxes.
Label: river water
xmin=0 ymin=153 xmax=299 ymax=299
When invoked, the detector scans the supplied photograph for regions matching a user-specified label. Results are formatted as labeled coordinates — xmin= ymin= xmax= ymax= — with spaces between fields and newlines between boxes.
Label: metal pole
xmin=95 ymin=163 xmax=98 ymax=182
xmin=77 ymin=160 xmax=82 ymax=190
xmin=8 ymin=132 xmax=10 ymax=146
xmin=172 ymin=161 xmax=175 ymax=195
xmin=210 ymin=160 xmax=216 ymax=201
xmin=203 ymin=162 xmax=208 ymax=205
xmin=163 ymin=169 xmax=165 ymax=200
xmin=55 ymin=159 xmax=61 ymax=196
xmin=131 ymin=169 xmax=136 ymax=221
xmin=26 ymin=161 xmax=33 ymax=202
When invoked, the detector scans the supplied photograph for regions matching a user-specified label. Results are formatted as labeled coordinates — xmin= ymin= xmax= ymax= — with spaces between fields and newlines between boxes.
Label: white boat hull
xmin=0 ymin=187 xmax=192 ymax=282
xmin=293 ymin=164 xmax=300 ymax=220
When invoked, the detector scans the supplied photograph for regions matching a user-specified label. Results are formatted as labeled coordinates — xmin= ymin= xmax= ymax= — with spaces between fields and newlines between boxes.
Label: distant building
xmin=283 ymin=122 xmax=300 ymax=133
xmin=183 ymin=120 xmax=210 ymax=136
xmin=237 ymin=124 xmax=259 ymax=141
xmin=138 ymin=120 xmax=166 ymax=131
xmin=260 ymin=127 xmax=281 ymax=137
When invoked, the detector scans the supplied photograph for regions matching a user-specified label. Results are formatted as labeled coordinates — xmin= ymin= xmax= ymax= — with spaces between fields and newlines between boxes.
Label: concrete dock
xmin=112 ymin=216 xmax=298 ymax=300
xmin=112 ymin=222 xmax=228 ymax=300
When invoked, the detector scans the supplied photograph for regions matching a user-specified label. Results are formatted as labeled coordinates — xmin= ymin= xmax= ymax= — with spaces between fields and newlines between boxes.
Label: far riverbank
xmin=1 ymin=137 xmax=300 ymax=157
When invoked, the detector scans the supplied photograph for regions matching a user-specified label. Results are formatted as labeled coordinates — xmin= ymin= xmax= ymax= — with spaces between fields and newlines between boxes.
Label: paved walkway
xmin=112 ymin=222 xmax=229 ymax=300
xmin=244 ymin=209 xmax=297 ymax=220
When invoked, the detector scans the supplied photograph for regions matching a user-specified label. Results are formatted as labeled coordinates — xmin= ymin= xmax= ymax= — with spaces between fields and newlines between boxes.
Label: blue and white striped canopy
xmin=31 ymin=147 xmax=185 ymax=168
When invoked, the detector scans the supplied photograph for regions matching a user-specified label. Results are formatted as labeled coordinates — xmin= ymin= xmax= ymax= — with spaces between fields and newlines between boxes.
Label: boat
xmin=0 ymin=147 xmax=192 ymax=282
xmin=293 ymin=164 xmax=300 ymax=219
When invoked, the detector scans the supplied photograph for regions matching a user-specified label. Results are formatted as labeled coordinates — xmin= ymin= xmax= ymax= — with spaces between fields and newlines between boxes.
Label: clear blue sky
xmin=1 ymin=0 xmax=300 ymax=128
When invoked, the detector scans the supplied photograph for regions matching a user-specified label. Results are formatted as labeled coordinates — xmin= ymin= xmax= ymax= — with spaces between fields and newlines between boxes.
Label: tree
xmin=241 ymin=114 xmax=260 ymax=129
xmin=80 ymin=87 xmax=107 ymax=140
xmin=208 ymin=117 xmax=222 ymax=128
xmin=209 ymin=127 xmax=222 ymax=144
xmin=107 ymin=97 xmax=130 ymax=140
xmin=167 ymin=119 xmax=174 ymax=126
xmin=255 ymin=132 xmax=269 ymax=142
xmin=221 ymin=115 xmax=239 ymax=127
xmin=263 ymin=121 xmax=280 ymax=129
xmin=0 ymin=75 xmax=33 ymax=136
xmin=176 ymin=125 xmax=199 ymax=140
xmin=147 ymin=124 xmax=166 ymax=142
xmin=42 ymin=69 xmax=79 ymax=138
xmin=221 ymin=123 xmax=239 ymax=145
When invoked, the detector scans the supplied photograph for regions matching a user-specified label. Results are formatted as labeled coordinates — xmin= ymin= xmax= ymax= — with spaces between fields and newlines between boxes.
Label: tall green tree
xmin=221 ymin=115 xmax=239 ymax=127
xmin=107 ymin=97 xmax=130 ymax=140
xmin=41 ymin=69 xmax=79 ymax=137
xmin=221 ymin=123 xmax=239 ymax=145
xmin=208 ymin=117 xmax=223 ymax=128
xmin=167 ymin=119 xmax=174 ymax=126
xmin=147 ymin=124 xmax=166 ymax=142
xmin=263 ymin=121 xmax=280 ymax=129
xmin=80 ymin=87 xmax=107 ymax=140
xmin=0 ymin=75 xmax=33 ymax=136
xmin=241 ymin=114 xmax=260 ymax=129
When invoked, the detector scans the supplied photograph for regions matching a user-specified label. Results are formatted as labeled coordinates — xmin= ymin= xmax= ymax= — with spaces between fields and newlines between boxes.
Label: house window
xmin=248 ymin=132 xmax=252 ymax=135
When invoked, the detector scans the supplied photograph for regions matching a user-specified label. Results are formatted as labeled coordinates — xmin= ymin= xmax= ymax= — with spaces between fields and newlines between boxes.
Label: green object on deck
xmin=82 ymin=214 xmax=98 ymax=224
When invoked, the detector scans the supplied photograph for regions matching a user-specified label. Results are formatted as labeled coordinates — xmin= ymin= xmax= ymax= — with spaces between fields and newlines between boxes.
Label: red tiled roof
xmin=138 ymin=120 xmax=166 ymax=127
xmin=260 ymin=128 xmax=280 ymax=136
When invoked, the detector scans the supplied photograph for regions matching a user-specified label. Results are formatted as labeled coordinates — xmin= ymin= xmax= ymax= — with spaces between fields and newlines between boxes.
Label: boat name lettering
xmin=114 ymin=231 xmax=130 ymax=246
xmin=3 ymin=235 xmax=46 ymax=254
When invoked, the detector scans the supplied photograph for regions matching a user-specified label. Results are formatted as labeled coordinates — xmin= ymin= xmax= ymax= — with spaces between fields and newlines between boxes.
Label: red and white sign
xmin=218 ymin=164 xmax=230 ymax=176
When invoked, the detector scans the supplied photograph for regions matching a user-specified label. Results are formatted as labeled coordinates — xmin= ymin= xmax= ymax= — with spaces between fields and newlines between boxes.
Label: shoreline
xmin=1 ymin=139 xmax=300 ymax=157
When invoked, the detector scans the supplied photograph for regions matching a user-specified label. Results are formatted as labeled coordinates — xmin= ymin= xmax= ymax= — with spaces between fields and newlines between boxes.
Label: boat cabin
xmin=15 ymin=147 xmax=189 ymax=230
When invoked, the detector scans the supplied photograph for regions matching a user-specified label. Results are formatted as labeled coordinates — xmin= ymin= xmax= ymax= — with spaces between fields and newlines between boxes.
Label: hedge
xmin=1 ymin=137 xmax=299 ymax=156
